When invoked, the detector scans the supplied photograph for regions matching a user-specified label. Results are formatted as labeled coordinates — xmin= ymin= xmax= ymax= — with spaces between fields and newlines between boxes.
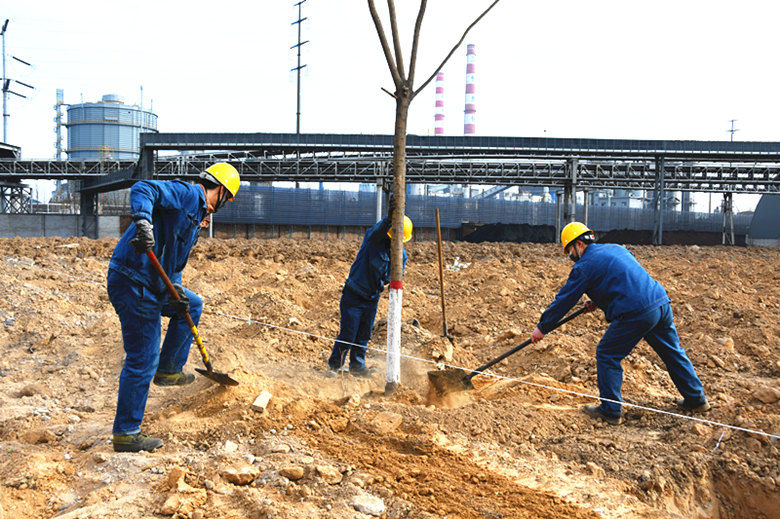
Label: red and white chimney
xmin=434 ymin=72 xmax=445 ymax=135
xmin=464 ymin=44 xmax=476 ymax=135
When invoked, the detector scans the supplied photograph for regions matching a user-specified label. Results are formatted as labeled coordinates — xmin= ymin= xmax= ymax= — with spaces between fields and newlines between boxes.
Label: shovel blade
xmin=195 ymin=367 xmax=239 ymax=386
xmin=427 ymin=368 xmax=474 ymax=396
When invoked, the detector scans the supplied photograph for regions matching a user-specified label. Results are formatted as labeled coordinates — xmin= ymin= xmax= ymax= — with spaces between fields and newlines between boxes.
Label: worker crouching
xmin=327 ymin=207 xmax=412 ymax=378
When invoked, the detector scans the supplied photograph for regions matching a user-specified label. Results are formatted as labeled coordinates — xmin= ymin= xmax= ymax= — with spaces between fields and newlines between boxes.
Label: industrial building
xmin=66 ymin=94 xmax=157 ymax=160
xmin=747 ymin=191 xmax=780 ymax=247
xmin=48 ymin=92 xmax=158 ymax=213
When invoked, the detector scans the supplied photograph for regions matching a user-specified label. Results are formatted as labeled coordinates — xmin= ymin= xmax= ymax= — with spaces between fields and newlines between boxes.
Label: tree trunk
xmin=390 ymin=91 xmax=410 ymax=281
xmin=385 ymin=89 xmax=410 ymax=395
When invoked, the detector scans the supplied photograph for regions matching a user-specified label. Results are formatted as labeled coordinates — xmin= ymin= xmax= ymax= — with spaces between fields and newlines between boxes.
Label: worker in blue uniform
xmin=107 ymin=163 xmax=240 ymax=452
xmin=327 ymin=208 xmax=412 ymax=378
xmin=531 ymin=222 xmax=709 ymax=425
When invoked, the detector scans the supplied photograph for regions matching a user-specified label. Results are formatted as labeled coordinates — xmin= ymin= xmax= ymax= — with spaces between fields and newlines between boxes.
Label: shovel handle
xmin=146 ymin=250 xmax=213 ymax=372
xmin=464 ymin=306 xmax=588 ymax=383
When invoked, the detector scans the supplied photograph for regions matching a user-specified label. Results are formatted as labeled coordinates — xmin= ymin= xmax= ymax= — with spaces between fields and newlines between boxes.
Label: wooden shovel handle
xmin=146 ymin=250 xmax=213 ymax=372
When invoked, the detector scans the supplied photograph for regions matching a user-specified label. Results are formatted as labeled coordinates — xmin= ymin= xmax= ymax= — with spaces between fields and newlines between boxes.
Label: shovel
xmin=146 ymin=250 xmax=239 ymax=386
xmin=427 ymin=306 xmax=588 ymax=396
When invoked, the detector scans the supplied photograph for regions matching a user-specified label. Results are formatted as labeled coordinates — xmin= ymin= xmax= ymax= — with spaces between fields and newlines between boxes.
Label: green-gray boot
xmin=112 ymin=432 xmax=164 ymax=453
xmin=153 ymin=371 xmax=196 ymax=386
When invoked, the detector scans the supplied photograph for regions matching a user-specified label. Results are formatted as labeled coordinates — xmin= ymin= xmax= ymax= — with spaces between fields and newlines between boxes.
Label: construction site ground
xmin=0 ymin=237 xmax=778 ymax=519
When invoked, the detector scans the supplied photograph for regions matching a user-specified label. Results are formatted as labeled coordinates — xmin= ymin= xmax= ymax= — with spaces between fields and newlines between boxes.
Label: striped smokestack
xmin=434 ymin=72 xmax=445 ymax=135
xmin=464 ymin=44 xmax=476 ymax=135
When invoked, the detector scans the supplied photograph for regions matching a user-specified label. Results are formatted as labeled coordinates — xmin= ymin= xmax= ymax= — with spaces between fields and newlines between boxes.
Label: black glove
xmin=130 ymin=217 xmax=154 ymax=254
xmin=169 ymin=283 xmax=190 ymax=314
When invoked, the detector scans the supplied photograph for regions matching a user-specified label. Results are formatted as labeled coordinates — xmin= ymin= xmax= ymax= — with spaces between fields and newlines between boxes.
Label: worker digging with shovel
xmin=531 ymin=222 xmax=710 ymax=425
xmin=106 ymin=163 xmax=240 ymax=452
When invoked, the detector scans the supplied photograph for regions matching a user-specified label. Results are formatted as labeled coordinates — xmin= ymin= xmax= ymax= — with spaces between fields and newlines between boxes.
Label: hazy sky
xmin=4 ymin=0 xmax=778 ymax=210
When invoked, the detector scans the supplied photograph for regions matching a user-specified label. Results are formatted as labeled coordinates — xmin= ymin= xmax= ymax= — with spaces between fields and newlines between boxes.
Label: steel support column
xmin=0 ymin=182 xmax=32 ymax=213
xmin=376 ymin=175 xmax=383 ymax=223
xmin=563 ymin=158 xmax=578 ymax=223
xmin=582 ymin=189 xmax=590 ymax=227
xmin=652 ymin=156 xmax=666 ymax=245
xmin=139 ymin=147 xmax=154 ymax=181
xmin=555 ymin=190 xmax=564 ymax=243
xmin=79 ymin=183 xmax=98 ymax=238
xmin=721 ymin=192 xmax=734 ymax=245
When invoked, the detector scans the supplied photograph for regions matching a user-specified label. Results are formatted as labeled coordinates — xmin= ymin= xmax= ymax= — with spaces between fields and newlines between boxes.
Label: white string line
xmin=208 ymin=309 xmax=780 ymax=441
xmin=711 ymin=428 xmax=727 ymax=453
xmin=4 ymin=255 xmax=778 ymax=441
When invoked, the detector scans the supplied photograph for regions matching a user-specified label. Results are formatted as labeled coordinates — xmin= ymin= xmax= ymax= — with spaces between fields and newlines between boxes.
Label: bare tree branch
xmin=412 ymin=0 xmax=501 ymax=99
xmin=367 ymin=0 xmax=403 ymax=86
xmin=407 ymin=0 xmax=427 ymax=86
xmin=386 ymin=0 xmax=406 ymax=80
xmin=381 ymin=87 xmax=397 ymax=98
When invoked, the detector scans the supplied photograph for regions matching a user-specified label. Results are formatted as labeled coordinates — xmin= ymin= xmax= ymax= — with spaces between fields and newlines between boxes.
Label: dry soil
xmin=0 ymin=237 xmax=778 ymax=519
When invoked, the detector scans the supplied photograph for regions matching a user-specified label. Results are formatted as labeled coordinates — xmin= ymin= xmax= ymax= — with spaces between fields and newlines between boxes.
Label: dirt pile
xmin=0 ymin=237 xmax=778 ymax=518
xmin=597 ymin=229 xmax=747 ymax=246
xmin=461 ymin=223 xmax=556 ymax=244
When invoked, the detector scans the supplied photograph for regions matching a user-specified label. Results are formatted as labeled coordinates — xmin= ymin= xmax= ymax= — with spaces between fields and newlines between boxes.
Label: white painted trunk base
xmin=385 ymin=287 xmax=402 ymax=385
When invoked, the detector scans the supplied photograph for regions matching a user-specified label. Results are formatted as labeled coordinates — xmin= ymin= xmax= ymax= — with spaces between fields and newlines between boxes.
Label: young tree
xmin=367 ymin=0 xmax=501 ymax=393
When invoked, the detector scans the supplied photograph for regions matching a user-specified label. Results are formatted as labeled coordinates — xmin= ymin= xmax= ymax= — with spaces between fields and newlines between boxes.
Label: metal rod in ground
xmin=434 ymin=208 xmax=448 ymax=337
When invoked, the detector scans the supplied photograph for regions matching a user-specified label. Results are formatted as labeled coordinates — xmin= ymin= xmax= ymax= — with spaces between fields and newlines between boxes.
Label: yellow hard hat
xmin=387 ymin=216 xmax=413 ymax=243
xmin=561 ymin=221 xmax=592 ymax=252
xmin=202 ymin=163 xmax=240 ymax=200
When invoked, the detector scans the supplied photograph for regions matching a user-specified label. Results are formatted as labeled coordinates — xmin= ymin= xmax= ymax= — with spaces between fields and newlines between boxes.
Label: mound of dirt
xmin=0 ymin=236 xmax=777 ymax=518
xmin=598 ymin=229 xmax=747 ymax=246
xmin=461 ymin=223 xmax=556 ymax=244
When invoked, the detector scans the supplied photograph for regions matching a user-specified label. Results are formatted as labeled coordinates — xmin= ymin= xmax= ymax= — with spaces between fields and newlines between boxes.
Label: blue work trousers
xmin=328 ymin=289 xmax=378 ymax=372
xmin=107 ymin=271 xmax=203 ymax=435
xmin=595 ymin=302 xmax=706 ymax=417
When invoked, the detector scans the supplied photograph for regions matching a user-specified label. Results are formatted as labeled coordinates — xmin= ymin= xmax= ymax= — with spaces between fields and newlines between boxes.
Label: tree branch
xmin=387 ymin=0 xmax=406 ymax=80
xmin=412 ymin=0 xmax=501 ymax=99
xmin=407 ymin=0 xmax=427 ymax=86
xmin=368 ymin=0 xmax=403 ymax=87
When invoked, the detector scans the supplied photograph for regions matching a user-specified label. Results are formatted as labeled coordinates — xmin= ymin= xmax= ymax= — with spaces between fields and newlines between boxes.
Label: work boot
xmin=112 ymin=432 xmax=164 ymax=453
xmin=153 ymin=371 xmax=195 ymax=386
xmin=675 ymin=398 xmax=711 ymax=414
xmin=350 ymin=367 xmax=377 ymax=379
xmin=582 ymin=404 xmax=623 ymax=425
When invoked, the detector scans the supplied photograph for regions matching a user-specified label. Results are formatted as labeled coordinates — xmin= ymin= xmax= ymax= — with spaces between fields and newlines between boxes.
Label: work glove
xmin=130 ymin=217 xmax=154 ymax=254
xmin=168 ymin=283 xmax=190 ymax=314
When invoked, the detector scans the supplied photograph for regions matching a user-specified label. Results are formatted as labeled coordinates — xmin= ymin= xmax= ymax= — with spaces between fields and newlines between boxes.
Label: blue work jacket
xmin=108 ymin=180 xmax=208 ymax=294
xmin=538 ymin=243 xmax=670 ymax=333
xmin=344 ymin=217 xmax=408 ymax=302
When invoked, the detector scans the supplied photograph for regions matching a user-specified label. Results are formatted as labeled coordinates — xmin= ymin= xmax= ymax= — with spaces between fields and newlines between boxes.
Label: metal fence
xmin=215 ymin=185 xmax=751 ymax=234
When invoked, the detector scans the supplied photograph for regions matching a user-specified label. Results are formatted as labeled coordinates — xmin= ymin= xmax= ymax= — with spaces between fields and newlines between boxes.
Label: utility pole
xmin=291 ymin=1 xmax=308 ymax=134
xmin=728 ymin=119 xmax=738 ymax=142
xmin=2 ymin=19 xmax=9 ymax=143
xmin=711 ymin=119 xmax=739 ymax=213
xmin=721 ymin=119 xmax=738 ymax=245
xmin=1 ymin=19 xmax=34 ymax=144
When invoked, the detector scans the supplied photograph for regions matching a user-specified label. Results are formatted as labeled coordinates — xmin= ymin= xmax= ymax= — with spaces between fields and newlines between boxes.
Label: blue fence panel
xmin=214 ymin=185 xmax=751 ymax=235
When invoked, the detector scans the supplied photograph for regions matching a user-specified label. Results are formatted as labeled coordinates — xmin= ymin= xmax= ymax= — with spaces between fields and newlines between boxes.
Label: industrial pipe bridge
xmin=1 ymin=156 xmax=777 ymax=193
xmin=1 ymin=132 xmax=778 ymax=193
xmin=1 ymin=132 xmax=779 ymax=242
